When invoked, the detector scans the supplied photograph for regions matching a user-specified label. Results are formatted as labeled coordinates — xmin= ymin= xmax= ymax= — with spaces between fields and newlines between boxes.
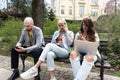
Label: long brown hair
xmin=80 ymin=18 xmax=96 ymax=42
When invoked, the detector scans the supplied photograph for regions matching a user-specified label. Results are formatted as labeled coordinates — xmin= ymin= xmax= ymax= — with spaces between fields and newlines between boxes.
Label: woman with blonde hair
xmin=20 ymin=18 xmax=74 ymax=80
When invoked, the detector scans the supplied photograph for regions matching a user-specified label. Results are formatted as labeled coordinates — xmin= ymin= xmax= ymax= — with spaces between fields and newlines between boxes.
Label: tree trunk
xmin=32 ymin=0 xmax=44 ymax=30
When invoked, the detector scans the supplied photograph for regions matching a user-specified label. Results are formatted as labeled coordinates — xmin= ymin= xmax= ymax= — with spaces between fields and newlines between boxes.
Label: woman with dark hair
xmin=70 ymin=18 xmax=100 ymax=80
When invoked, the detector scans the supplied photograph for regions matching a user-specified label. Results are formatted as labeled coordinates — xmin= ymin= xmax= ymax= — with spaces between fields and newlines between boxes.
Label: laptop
xmin=74 ymin=40 xmax=99 ymax=54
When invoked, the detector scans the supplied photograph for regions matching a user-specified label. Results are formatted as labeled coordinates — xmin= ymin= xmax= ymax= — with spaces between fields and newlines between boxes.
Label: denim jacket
xmin=51 ymin=30 xmax=74 ymax=50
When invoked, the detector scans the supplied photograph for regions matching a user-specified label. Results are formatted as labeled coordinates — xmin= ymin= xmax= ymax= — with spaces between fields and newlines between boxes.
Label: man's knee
xmin=11 ymin=47 xmax=19 ymax=56
xmin=85 ymin=55 xmax=94 ymax=62
xmin=32 ymin=48 xmax=43 ymax=55
xmin=11 ymin=47 xmax=16 ymax=53
xmin=70 ymin=51 xmax=78 ymax=60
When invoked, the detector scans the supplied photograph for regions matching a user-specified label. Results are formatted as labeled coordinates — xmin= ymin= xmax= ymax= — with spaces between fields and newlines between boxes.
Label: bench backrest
xmin=98 ymin=39 xmax=108 ymax=54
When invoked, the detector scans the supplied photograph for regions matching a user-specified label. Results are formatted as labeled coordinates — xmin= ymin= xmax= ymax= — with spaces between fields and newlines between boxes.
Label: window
xmin=91 ymin=8 xmax=98 ymax=16
xmin=61 ymin=6 xmax=65 ymax=14
xmin=79 ymin=6 xmax=84 ymax=16
xmin=91 ymin=0 xmax=98 ymax=3
xmin=69 ymin=6 xmax=72 ymax=15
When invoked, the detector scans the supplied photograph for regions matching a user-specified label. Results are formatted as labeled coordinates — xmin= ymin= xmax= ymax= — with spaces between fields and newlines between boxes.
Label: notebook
xmin=74 ymin=40 xmax=99 ymax=54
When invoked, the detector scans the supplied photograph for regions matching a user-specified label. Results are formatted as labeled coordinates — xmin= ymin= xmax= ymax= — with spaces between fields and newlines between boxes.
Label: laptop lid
xmin=74 ymin=40 xmax=99 ymax=54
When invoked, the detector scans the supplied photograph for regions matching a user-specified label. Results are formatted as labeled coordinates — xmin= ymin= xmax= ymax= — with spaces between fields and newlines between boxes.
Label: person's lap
xmin=48 ymin=43 xmax=69 ymax=58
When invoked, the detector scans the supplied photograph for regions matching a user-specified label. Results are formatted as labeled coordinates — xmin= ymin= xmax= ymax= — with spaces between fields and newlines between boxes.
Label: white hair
xmin=24 ymin=17 xmax=34 ymax=25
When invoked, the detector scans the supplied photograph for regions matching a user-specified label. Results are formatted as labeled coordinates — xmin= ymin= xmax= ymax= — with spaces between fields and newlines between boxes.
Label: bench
xmin=20 ymin=37 xmax=111 ymax=80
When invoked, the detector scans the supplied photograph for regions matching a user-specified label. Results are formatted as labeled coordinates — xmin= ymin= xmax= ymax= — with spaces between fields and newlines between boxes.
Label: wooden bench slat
xmin=95 ymin=61 xmax=111 ymax=69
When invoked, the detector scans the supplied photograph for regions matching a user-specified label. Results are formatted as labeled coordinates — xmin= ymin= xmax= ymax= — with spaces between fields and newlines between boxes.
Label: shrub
xmin=43 ymin=19 xmax=58 ymax=36
xmin=110 ymin=38 xmax=120 ymax=55
xmin=108 ymin=37 xmax=120 ymax=71
xmin=67 ymin=21 xmax=81 ymax=34
xmin=43 ymin=19 xmax=81 ymax=36
xmin=0 ymin=19 xmax=23 ymax=37
xmin=0 ymin=19 xmax=23 ymax=55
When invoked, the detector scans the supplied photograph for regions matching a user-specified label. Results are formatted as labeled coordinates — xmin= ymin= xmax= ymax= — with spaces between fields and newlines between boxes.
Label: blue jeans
xmin=39 ymin=43 xmax=69 ymax=71
xmin=70 ymin=53 xmax=97 ymax=80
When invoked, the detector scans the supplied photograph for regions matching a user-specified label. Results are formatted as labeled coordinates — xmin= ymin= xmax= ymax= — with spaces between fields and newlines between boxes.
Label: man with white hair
xmin=8 ymin=17 xmax=44 ymax=80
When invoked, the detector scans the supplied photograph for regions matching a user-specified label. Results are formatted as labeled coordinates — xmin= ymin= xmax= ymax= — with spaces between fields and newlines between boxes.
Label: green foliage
xmin=107 ymin=15 xmax=120 ymax=68
xmin=0 ymin=19 xmax=3 ymax=27
xmin=110 ymin=15 xmax=120 ymax=34
xmin=0 ymin=12 xmax=8 ymax=20
xmin=108 ymin=38 xmax=120 ymax=71
xmin=44 ymin=7 xmax=49 ymax=19
xmin=95 ymin=15 xmax=120 ymax=35
xmin=108 ymin=54 xmax=120 ymax=72
xmin=96 ymin=15 xmax=120 ymax=52
xmin=95 ymin=15 xmax=113 ymax=33
xmin=67 ymin=20 xmax=81 ymax=34
xmin=93 ymin=14 xmax=120 ymax=73
xmin=98 ymin=33 xmax=109 ymax=39
xmin=43 ymin=19 xmax=58 ymax=36
xmin=10 ymin=0 xmax=32 ymax=18
xmin=0 ymin=19 xmax=23 ymax=55
xmin=115 ymin=73 xmax=120 ymax=77
xmin=43 ymin=19 xmax=81 ymax=36
xmin=48 ymin=9 xmax=55 ymax=21
xmin=110 ymin=38 xmax=120 ymax=55
xmin=0 ymin=19 xmax=23 ymax=37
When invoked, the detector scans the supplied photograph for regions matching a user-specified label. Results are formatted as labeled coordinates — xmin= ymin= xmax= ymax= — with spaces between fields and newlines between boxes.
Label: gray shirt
xmin=16 ymin=26 xmax=45 ymax=53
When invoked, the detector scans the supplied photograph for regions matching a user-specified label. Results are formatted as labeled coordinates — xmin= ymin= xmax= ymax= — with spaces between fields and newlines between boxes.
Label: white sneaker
xmin=20 ymin=67 xmax=38 ymax=79
xmin=51 ymin=77 xmax=57 ymax=80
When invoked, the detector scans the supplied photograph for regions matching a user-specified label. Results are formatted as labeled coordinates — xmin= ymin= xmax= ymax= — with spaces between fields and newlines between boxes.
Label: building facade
xmin=51 ymin=0 xmax=105 ymax=21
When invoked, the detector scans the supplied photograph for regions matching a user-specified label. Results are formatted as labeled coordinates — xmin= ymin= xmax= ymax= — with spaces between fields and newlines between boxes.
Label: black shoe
xmin=34 ymin=75 xmax=40 ymax=80
xmin=8 ymin=69 xmax=20 ymax=80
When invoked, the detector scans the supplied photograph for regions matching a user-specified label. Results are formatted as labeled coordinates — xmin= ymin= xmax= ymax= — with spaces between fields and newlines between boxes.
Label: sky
xmin=0 ymin=0 xmax=11 ymax=9
xmin=45 ymin=0 xmax=51 ymax=3
xmin=0 ymin=0 xmax=7 ymax=9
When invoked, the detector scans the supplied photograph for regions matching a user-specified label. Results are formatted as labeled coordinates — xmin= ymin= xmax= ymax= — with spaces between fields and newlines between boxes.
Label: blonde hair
xmin=57 ymin=18 xmax=68 ymax=30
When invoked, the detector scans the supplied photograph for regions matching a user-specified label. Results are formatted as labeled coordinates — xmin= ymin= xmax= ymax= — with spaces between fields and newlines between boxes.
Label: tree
xmin=44 ymin=7 xmax=49 ymax=19
xmin=105 ymin=0 xmax=120 ymax=15
xmin=48 ymin=9 xmax=55 ymax=21
xmin=32 ymin=0 xmax=44 ymax=30
xmin=9 ymin=0 xmax=32 ymax=19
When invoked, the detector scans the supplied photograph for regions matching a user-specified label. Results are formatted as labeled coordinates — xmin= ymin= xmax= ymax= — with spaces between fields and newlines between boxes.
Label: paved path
xmin=0 ymin=68 xmax=12 ymax=80
xmin=0 ymin=55 xmax=49 ymax=80
xmin=0 ymin=55 xmax=120 ymax=80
